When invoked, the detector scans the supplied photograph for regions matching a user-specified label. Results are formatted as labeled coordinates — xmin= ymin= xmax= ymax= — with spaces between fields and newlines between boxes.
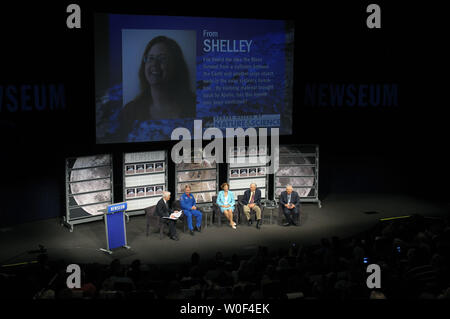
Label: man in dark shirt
xmin=279 ymin=185 xmax=301 ymax=226
xmin=242 ymin=183 xmax=262 ymax=229
xmin=155 ymin=191 xmax=179 ymax=240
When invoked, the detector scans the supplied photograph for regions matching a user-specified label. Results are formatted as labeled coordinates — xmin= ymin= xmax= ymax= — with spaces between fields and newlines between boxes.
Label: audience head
xmin=191 ymin=252 xmax=200 ymax=265
xmin=40 ymin=289 xmax=55 ymax=300
xmin=370 ymin=290 xmax=386 ymax=299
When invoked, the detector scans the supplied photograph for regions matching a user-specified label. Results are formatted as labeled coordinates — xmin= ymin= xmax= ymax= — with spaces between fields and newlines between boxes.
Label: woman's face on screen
xmin=144 ymin=42 xmax=171 ymax=86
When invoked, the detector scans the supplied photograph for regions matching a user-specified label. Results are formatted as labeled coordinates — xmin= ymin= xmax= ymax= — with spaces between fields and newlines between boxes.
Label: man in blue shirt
xmin=180 ymin=185 xmax=203 ymax=235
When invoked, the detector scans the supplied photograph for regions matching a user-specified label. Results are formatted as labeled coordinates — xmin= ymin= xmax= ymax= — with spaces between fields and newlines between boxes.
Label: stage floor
xmin=1 ymin=193 xmax=448 ymax=266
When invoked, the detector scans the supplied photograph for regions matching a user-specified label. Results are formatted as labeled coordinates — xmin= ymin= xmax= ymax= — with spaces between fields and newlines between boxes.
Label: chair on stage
xmin=275 ymin=196 xmax=302 ymax=226
xmin=237 ymin=194 xmax=265 ymax=225
xmin=145 ymin=205 xmax=161 ymax=238
xmin=212 ymin=195 xmax=238 ymax=227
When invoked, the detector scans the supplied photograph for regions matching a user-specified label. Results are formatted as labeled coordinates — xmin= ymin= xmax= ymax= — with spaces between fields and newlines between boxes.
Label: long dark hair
xmin=136 ymin=36 xmax=194 ymax=106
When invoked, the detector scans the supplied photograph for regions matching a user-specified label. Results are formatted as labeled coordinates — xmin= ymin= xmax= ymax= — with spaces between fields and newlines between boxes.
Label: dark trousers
xmin=283 ymin=206 xmax=298 ymax=224
xmin=162 ymin=218 xmax=177 ymax=237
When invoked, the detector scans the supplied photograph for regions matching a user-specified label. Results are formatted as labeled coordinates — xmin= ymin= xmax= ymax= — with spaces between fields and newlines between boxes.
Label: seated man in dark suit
xmin=280 ymin=185 xmax=301 ymax=226
xmin=155 ymin=191 xmax=179 ymax=240
xmin=242 ymin=183 xmax=262 ymax=229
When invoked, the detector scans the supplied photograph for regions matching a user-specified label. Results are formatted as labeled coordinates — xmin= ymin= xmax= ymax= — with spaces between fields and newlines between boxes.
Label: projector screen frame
xmin=226 ymin=146 xmax=270 ymax=200
xmin=273 ymin=144 xmax=321 ymax=208
xmin=122 ymin=150 xmax=168 ymax=216
xmin=64 ymin=154 xmax=114 ymax=232
xmin=174 ymin=152 xmax=219 ymax=207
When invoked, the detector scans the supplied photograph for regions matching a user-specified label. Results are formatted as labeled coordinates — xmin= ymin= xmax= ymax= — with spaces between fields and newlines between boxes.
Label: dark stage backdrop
xmin=0 ymin=1 xmax=447 ymax=227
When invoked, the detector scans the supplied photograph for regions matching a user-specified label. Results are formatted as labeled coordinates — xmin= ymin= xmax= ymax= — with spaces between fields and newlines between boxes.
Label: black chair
xmin=145 ymin=205 xmax=167 ymax=239
xmin=276 ymin=197 xmax=301 ymax=226
xmin=211 ymin=196 xmax=221 ymax=225
xmin=237 ymin=194 xmax=264 ymax=224
xmin=212 ymin=195 xmax=238 ymax=227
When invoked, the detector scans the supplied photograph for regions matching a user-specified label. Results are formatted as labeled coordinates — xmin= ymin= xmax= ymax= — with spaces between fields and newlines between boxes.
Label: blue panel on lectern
xmin=108 ymin=202 xmax=127 ymax=213
xmin=106 ymin=211 xmax=126 ymax=249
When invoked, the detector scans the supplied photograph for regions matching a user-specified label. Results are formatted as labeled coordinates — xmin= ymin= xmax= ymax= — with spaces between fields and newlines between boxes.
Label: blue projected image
xmin=95 ymin=14 xmax=294 ymax=144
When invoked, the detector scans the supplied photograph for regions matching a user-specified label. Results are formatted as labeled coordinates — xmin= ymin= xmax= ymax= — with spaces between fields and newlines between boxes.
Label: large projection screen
xmin=123 ymin=150 xmax=167 ymax=214
xmin=95 ymin=13 xmax=294 ymax=143
xmin=65 ymin=154 xmax=114 ymax=231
